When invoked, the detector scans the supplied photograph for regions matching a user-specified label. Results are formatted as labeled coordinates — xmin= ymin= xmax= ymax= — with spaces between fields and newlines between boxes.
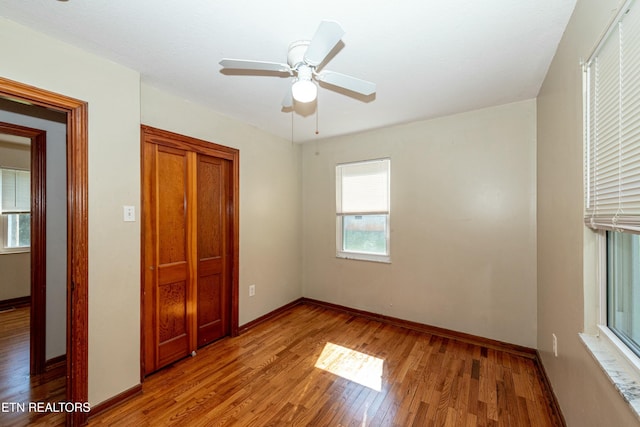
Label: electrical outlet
xmin=249 ymin=284 xmax=255 ymax=297
xmin=552 ymin=333 xmax=558 ymax=357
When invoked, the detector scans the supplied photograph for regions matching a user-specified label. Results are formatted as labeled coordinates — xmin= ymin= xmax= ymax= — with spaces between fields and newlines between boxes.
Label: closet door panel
xmin=197 ymin=274 xmax=221 ymax=345
xmin=196 ymin=154 xmax=229 ymax=346
xmin=157 ymin=279 xmax=188 ymax=366
xmin=153 ymin=146 xmax=191 ymax=369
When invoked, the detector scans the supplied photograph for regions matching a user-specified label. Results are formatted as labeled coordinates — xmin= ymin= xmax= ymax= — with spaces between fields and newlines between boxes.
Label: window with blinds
xmin=336 ymin=158 xmax=390 ymax=262
xmin=0 ymin=168 xmax=31 ymax=250
xmin=1 ymin=168 xmax=30 ymax=213
xmin=584 ymin=0 xmax=640 ymax=364
xmin=584 ymin=0 xmax=640 ymax=232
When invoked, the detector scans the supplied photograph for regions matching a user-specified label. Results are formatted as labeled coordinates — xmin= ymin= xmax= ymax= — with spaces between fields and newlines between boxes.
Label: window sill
xmin=580 ymin=331 xmax=640 ymax=421
xmin=0 ymin=248 xmax=30 ymax=255
xmin=336 ymin=252 xmax=391 ymax=264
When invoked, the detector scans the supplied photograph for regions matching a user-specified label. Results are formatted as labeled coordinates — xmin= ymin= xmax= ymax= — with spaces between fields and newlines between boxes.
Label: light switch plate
xmin=123 ymin=205 xmax=136 ymax=222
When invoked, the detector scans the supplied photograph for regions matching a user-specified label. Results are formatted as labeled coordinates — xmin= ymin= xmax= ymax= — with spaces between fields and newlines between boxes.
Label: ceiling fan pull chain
xmin=316 ymin=94 xmax=320 ymax=135
xmin=291 ymin=109 xmax=295 ymax=143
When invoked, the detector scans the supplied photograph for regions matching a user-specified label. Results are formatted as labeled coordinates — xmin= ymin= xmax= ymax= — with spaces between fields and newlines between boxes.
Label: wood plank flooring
xmin=0 ymin=306 xmax=66 ymax=427
xmin=89 ymin=304 xmax=561 ymax=426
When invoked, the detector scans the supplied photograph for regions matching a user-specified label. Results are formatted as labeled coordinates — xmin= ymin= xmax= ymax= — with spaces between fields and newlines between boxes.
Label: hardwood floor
xmin=0 ymin=306 xmax=66 ymax=427
xmin=90 ymin=304 xmax=561 ymax=426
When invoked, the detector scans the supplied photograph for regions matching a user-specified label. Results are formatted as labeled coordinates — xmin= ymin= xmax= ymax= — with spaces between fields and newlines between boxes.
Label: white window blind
xmin=336 ymin=159 xmax=390 ymax=215
xmin=585 ymin=0 xmax=640 ymax=232
xmin=1 ymin=168 xmax=31 ymax=213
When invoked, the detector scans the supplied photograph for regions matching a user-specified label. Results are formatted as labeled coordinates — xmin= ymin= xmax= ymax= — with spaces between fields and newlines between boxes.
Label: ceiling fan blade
xmin=282 ymin=87 xmax=293 ymax=108
xmin=316 ymin=70 xmax=376 ymax=96
xmin=219 ymin=59 xmax=292 ymax=74
xmin=303 ymin=20 xmax=345 ymax=67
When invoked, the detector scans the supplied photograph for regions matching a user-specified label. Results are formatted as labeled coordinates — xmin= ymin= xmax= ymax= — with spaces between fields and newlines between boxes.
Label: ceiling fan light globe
xmin=292 ymin=80 xmax=317 ymax=103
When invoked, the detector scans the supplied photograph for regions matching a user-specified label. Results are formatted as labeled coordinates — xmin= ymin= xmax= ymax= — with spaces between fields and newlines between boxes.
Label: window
xmin=1 ymin=168 xmax=31 ymax=252
xmin=607 ymin=230 xmax=640 ymax=357
xmin=336 ymin=158 xmax=390 ymax=262
xmin=584 ymin=0 xmax=640 ymax=358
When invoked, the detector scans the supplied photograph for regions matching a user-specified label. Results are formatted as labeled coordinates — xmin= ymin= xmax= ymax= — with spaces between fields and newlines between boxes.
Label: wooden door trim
xmin=140 ymin=125 xmax=238 ymax=161
xmin=0 ymin=122 xmax=47 ymax=375
xmin=140 ymin=125 xmax=240 ymax=377
xmin=0 ymin=77 xmax=89 ymax=426
xmin=0 ymin=122 xmax=47 ymax=374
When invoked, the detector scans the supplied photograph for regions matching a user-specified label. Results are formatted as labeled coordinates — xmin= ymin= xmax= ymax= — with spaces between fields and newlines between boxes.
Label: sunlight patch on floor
xmin=314 ymin=342 xmax=383 ymax=391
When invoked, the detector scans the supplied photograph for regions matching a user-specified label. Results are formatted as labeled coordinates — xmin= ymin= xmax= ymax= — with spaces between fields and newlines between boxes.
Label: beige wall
xmin=302 ymin=99 xmax=538 ymax=348
xmin=141 ymin=84 xmax=303 ymax=326
xmin=0 ymin=17 xmax=142 ymax=404
xmin=537 ymin=0 xmax=640 ymax=425
xmin=0 ymin=251 xmax=29 ymax=300
xmin=0 ymin=141 xmax=30 ymax=300
xmin=0 ymin=140 xmax=29 ymax=167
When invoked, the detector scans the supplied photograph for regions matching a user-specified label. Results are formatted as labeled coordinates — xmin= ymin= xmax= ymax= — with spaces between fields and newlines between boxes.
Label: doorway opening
xmin=0 ymin=105 xmax=66 ymax=376
xmin=0 ymin=77 xmax=89 ymax=426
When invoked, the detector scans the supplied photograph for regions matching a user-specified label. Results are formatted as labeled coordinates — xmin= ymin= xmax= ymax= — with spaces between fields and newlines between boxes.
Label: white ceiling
xmin=0 ymin=0 xmax=576 ymax=143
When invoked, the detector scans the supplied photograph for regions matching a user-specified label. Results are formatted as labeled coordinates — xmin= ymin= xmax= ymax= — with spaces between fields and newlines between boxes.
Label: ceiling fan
xmin=219 ymin=20 xmax=376 ymax=107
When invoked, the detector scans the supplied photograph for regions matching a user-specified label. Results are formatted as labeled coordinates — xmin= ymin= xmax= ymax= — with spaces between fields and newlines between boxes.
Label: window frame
xmin=2 ymin=212 xmax=31 ymax=252
xmin=595 ymin=229 xmax=640 ymax=375
xmin=604 ymin=230 xmax=640 ymax=357
xmin=0 ymin=167 xmax=31 ymax=254
xmin=335 ymin=158 xmax=391 ymax=263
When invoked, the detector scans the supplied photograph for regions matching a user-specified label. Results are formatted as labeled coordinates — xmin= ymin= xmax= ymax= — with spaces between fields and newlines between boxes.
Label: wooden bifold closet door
xmin=142 ymin=126 xmax=238 ymax=376
xmin=196 ymin=154 xmax=230 ymax=347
